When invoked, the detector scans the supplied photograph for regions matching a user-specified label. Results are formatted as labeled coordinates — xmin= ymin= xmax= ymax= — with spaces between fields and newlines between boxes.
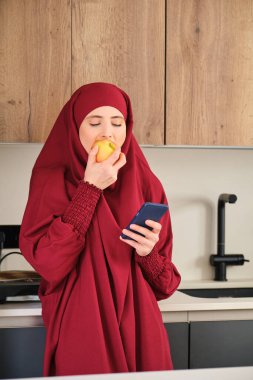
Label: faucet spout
xmin=217 ymin=193 xmax=237 ymax=257
xmin=210 ymin=193 xmax=249 ymax=281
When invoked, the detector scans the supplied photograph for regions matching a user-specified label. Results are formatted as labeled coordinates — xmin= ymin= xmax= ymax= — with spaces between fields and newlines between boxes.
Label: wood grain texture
xmin=166 ymin=0 xmax=253 ymax=146
xmin=0 ymin=0 xmax=71 ymax=142
xmin=72 ymin=0 xmax=165 ymax=145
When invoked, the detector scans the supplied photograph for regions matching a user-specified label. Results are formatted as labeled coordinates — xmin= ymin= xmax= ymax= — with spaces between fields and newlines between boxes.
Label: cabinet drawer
xmin=164 ymin=322 xmax=189 ymax=369
xmin=190 ymin=320 xmax=253 ymax=369
xmin=0 ymin=327 xmax=46 ymax=378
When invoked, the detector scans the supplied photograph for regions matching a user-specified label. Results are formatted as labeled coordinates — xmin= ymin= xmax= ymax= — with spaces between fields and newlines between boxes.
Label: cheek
xmin=117 ymin=127 xmax=127 ymax=147
xmin=79 ymin=124 xmax=94 ymax=152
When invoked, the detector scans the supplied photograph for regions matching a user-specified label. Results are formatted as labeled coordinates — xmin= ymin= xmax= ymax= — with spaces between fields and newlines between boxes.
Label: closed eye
xmin=89 ymin=123 xmax=122 ymax=127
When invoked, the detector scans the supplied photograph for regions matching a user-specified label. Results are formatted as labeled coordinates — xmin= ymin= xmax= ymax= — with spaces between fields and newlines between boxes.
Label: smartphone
xmin=121 ymin=202 xmax=168 ymax=240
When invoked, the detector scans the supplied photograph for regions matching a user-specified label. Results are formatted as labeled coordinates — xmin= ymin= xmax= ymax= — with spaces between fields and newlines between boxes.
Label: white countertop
xmin=1 ymin=289 xmax=253 ymax=317
xmin=10 ymin=366 xmax=253 ymax=380
xmin=159 ymin=290 xmax=253 ymax=312
xmin=1 ymin=280 xmax=253 ymax=322
xmin=179 ymin=279 xmax=253 ymax=289
xmin=0 ymin=301 xmax=41 ymax=317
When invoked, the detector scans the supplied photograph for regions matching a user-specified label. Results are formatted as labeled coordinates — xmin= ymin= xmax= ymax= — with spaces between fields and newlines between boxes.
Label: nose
xmin=100 ymin=120 xmax=113 ymax=139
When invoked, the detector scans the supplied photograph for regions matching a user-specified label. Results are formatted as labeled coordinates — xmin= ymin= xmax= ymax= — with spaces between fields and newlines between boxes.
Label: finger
xmin=88 ymin=144 xmax=99 ymax=164
xmin=121 ymin=228 xmax=154 ymax=247
xmin=105 ymin=147 xmax=121 ymax=164
xmin=129 ymin=224 xmax=159 ymax=242
xmin=145 ymin=220 xmax=162 ymax=234
xmin=119 ymin=236 xmax=141 ymax=250
xmin=120 ymin=236 xmax=151 ymax=256
xmin=113 ymin=152 xmax=127 ymax=170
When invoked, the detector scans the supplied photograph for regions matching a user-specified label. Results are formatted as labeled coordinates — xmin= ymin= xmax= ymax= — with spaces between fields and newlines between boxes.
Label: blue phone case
xmin=121 ymin=202 xmax=168 ymax=240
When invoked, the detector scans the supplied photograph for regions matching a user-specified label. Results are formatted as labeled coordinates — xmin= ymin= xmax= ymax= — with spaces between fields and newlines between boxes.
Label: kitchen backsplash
xmin=0 ymin=144 xmax=252 ymax=281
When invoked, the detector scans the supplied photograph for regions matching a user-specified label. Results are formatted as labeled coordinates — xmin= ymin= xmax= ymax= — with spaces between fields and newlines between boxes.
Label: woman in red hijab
xmin=19 ymin=82 xmax=181 ymax=376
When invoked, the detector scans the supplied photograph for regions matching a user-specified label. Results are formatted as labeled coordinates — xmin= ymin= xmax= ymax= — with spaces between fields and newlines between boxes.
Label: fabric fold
xmin=97 ymin=196 xmax=132 ymax=324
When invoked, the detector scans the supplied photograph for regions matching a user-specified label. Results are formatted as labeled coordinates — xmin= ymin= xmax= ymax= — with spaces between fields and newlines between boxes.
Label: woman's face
xmin=79 ymin=106 xmax=127 ymax=153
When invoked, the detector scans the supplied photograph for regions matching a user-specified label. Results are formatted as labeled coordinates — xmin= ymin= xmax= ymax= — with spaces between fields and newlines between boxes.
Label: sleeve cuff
xmin=135 ymin=245 xmax=165 ymax=280
xmin=62 ymin=181 xmax=102 ymax=236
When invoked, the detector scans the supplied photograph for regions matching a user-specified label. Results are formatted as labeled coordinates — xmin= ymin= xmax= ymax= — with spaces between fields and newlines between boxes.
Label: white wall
xmin=0 ymin=143 xmax=253 ymax=281
xmin=143 ymin=147 xmax=253 ymax=281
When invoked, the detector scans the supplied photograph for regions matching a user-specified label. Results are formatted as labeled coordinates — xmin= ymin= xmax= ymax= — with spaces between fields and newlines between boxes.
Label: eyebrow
xmin=86 ymin=115 xmax=125 ymax=120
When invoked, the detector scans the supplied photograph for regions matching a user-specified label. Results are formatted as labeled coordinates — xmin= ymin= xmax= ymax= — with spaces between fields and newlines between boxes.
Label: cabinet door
xmin=0 ymin=327 xmax=46 ymax=379
xmin=0 ymin=0 xmax=71 ymax=143
xmin=1 ymin=0 xmax=165 ymax=145
xmin=166 ymin=0 xmax=253 ymax=146
xmin=164 ymin=322 xmax=189 ymax=369
xmin=72 ymin=0 xmax=165 ymax=145
xmin=190 ymin=320 xmax=253 ymax=369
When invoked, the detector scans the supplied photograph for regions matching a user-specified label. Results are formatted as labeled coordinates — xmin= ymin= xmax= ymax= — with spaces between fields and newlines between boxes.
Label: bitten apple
xmin=92 ymin=140 xmax=117 ymax=162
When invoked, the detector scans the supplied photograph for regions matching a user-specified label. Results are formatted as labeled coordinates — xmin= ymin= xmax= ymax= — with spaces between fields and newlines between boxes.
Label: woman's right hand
xmin=83 ymin=145 xmax=127 ymax=190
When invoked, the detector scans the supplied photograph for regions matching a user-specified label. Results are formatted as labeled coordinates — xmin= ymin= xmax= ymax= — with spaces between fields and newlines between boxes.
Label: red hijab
xmin=20 ymin=82 xmax=180 ymax=375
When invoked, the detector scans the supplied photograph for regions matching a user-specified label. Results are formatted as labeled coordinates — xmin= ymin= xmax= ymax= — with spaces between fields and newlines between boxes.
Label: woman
xmin=19 ymin=82 xmax=181 ymax=376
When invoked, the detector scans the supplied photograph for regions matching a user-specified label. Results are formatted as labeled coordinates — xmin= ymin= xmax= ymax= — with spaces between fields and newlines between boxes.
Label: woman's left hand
xmin=119 ymin=220 xmax=162 ymax=257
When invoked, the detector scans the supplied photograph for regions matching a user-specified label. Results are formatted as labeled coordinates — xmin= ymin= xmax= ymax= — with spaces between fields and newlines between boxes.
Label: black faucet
xmin=210 ymin=194 xmax=249 ymax=281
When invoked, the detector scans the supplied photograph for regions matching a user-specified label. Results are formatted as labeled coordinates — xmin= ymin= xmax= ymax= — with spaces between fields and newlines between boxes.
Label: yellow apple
xmin=92 ymin=140 xmax=116 ymax=162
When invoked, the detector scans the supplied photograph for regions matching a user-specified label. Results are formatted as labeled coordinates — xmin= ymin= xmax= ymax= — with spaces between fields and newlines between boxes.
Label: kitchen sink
xmin=178 ymin=288 xmax=253 ymax=298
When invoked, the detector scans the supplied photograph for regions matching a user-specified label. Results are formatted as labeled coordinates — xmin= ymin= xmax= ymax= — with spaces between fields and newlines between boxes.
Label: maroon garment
xmin=19 ymin=82 xmax=181 ymax=376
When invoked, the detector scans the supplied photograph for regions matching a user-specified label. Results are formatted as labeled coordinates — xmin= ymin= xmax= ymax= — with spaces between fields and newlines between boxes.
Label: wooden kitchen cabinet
xmin=0 ymin=0 xmax=164 ymax=145
xmin=0 ymin=326 xmax=46 ymax=379
xmin=164 ymin=322 xmax=189 ymax=370
xmin=1 ymin=1 xmax=253 ymax=146
xmin=72 ymin=0 xmax=165 ymax=145
xmin=166 ymin=0 xmax=253 ymax=146
xmin=190 ymin=320 xmax=253 ymax=369
xmin=0 ymin=0 xmax=71 ymax=143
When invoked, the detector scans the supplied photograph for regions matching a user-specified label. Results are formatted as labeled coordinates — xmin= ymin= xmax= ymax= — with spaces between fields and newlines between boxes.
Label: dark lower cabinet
xmin=0 ymin=327 xmax=46 ymax=379
xmin=164 ymin=322 xmax=189 ymax=369
xmin=165 ymin=320 xmax=253 ymax=370
xmin=1 ymin=324 xmax=188 ymax=377
xmin=190 ymin=320 xmax=253 ymax=369
xmin=1 ymin=320 xmax=253 ymax=377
